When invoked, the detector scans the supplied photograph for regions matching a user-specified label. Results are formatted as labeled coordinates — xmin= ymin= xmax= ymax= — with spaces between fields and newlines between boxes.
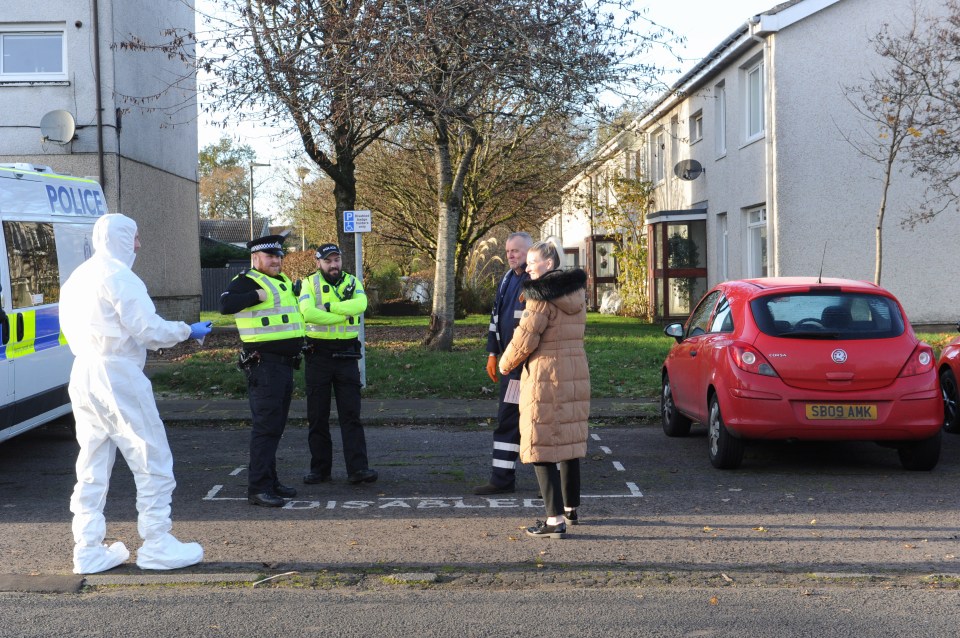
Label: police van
xmin=0 ymin=164 xmax=106 ymax=442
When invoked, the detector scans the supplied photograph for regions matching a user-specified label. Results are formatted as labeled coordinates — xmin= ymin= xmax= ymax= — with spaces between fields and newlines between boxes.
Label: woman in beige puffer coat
xmin=499 ymin=241 xmax=589 ymax=539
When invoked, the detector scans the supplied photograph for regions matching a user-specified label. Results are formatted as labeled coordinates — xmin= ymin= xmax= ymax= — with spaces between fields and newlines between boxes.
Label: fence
xmin=200 ymin=263 xmax=248 ymax=311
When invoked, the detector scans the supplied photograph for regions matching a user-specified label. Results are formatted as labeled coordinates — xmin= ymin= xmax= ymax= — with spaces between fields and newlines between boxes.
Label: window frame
xmin=746 ymin=206 xmax=768 ymax=278
xmin=714 ymin=82 xmax=726 ymax=157
xmin=651 ymin=129 xmax=665 ymax=184
xmin=0 ymin=26 xmax=67 ymax=82
xmin=744 ymin=59 xmax=765 ymax=142
xmin=689 ymin=110 xmax=703 ymax=145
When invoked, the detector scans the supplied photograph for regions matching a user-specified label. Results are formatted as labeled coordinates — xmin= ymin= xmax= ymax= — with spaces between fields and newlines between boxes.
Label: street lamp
xmin=248 ymin=161 xmax=271 ymax=240
xmin=295 ymin=166 xmax=311 ymax=251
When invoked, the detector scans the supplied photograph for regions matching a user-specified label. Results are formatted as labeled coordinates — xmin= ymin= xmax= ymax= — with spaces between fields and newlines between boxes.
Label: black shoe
xmin=248 ymin=492 xmax=284 ymax=507
xmin=473 ymin=481 xmax=515 ymax=495
xmin=273 ymin=484 xmax=297 ymax=498
xmin=303 ymin=473 xmax=332 ymax=485
xmin=565 ymin=509 xmax=579 ymax=525
xmin=525 ymin=520 xmax=567 ymax=539
xmin=348 ymin=468 xmax=378 ymax=484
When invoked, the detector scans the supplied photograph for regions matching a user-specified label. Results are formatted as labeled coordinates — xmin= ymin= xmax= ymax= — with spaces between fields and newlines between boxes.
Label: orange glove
xmin=486 ymin=354 xmax=498 ymax=383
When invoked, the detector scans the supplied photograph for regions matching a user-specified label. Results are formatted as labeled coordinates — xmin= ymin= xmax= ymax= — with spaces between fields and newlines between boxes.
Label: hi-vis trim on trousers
xmin=305 ymin=324 xmax=361 ymax=333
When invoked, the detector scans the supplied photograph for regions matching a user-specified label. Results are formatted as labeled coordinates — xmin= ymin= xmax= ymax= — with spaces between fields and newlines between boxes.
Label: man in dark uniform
xmin=473 ymin=231 xmax=532 ymax=495
xmin=219 ymin=234 xmax=305 ymax=507
xmin=299 ymin=243 xmax=377 ymax=485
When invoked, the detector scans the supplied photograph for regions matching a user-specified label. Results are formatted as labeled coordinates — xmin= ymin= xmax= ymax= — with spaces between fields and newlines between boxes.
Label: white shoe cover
xmin=73 ymin=541 xmax=130 ymax=575
xmin=136 ymin=533 xmax=203 ymax=570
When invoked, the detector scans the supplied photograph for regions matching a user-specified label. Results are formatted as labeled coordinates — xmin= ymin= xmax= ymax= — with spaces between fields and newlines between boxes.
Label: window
xmin=745 ymin=60 xmax=764 ymax=140
xmin=750 ymin=293 xmax=904 ymax=339
xmin=746 ymin=207 xmax=767 ymax=277
xmin=709 ymin=296 xmax=734 ymax=333
xmin=651 ymin=130 xmax=665 ymax=183
xmin=686 ymin=291 xmax=720 ymax=338
xmin=717 ymin=213 xmax=728 ymax=281
xmin=714 ymin=82 xmax=726 ymax=156
xmin=3 ymin=221 xmax=61 ymax=308
xmin=670 ymin=116 xmax=679 ymax=172
xmin=0 ymin=29 xmax=66 ymax=81
xmin=690 ymin=110 xmax=703 ymax=144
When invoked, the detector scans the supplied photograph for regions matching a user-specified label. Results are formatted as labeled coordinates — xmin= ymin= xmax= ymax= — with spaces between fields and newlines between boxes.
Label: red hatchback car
xmin=661 ymin=278 xmax=943 ymax=470
xmin=938 ymin=322 xmax=960 ymax=434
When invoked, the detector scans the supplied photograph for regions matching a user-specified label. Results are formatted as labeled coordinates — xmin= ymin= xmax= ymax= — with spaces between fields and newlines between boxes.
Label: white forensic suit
xmin=59 ymin=213 xmax=204 ymax=574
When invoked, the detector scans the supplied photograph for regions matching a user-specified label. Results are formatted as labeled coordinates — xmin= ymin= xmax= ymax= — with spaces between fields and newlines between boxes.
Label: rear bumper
xmin=718 ymin=378 xmax=943 ymax=441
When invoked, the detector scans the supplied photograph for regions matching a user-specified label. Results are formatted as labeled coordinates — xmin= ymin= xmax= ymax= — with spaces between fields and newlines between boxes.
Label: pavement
xmin=153 ymin=396 xmax=658 ymax=425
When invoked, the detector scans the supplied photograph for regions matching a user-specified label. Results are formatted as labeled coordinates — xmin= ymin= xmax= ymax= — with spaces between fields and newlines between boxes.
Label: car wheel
xmin=897 ymin=431 xmax=942 ymax=471
xmin=707 ymin=395 xmax=744 ymax=469
xmin=661 ymin=372 xmax=692 ymax=437
xmin=941 ymin=369 xmax=960 ymax=434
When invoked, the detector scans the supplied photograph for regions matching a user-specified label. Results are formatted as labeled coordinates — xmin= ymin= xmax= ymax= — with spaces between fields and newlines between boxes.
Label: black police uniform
xmin=219 ymin=235 xmax=304 ymax=506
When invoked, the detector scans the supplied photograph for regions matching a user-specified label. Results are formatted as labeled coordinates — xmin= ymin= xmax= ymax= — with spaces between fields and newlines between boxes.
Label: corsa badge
xmin=831 ymin=349 xmax=848 ymax=364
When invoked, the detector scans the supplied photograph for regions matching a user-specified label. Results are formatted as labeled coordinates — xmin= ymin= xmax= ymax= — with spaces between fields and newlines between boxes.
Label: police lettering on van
xmin=0 ymin=164 xmax=106 ymax=442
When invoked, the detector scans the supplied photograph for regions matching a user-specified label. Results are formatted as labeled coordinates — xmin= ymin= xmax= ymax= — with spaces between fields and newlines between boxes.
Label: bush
xmin=280 ymin=250 xmax=317 ymax=281
xmin=200 ymin=242 xmax=248 ymax=268
xmin=369 ymin=263 xmax=403 ymax=300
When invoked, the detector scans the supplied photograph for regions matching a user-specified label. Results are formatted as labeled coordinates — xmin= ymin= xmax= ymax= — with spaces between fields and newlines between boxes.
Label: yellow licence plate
xmin=805 ymin=404 xmax=877 ymax=420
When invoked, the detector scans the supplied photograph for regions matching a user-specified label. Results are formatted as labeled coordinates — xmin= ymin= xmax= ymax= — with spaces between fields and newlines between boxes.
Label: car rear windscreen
xmin=750 ymin=292 xmax=905 ymax=339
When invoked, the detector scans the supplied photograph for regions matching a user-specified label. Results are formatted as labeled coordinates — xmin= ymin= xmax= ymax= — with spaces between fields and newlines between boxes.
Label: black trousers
xmin=533 ymin=460 xmax=581 ymax=518
xmin=305 ymin=350 xmax=369 ymax=476
xmin=489 ymin=371 xmax=522 ymax=486
xmin=245 ymin=360 xmax=293 ymax=494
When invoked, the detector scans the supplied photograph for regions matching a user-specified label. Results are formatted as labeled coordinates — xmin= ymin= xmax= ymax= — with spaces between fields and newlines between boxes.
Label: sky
xmin=196 ymin=0 xmax=779 ymax=213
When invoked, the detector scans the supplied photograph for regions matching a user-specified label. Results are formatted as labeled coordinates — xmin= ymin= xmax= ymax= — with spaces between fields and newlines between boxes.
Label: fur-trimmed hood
xmin=522 ymin=268 xmax=587 ymax=314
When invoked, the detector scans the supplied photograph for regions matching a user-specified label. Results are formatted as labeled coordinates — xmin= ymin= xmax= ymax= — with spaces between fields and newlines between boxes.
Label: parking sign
xmin=343 ymin=210 xmax=371 ymax=233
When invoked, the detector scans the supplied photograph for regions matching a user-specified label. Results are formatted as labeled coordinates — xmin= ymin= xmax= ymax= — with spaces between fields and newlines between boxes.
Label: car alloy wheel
xmin=941 ymin=369 xmax=960 ymax=434
xmin=707 ymin=395 xmax=744 ymax=469
xmin=661 ymin=372 xmax=692 ymax=437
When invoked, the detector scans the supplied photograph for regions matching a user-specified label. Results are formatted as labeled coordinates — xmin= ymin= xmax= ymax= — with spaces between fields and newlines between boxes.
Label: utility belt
xmin=302 ymin=340 xmax=363 ymax=360
xmin=237 ymin=349 xmax=303 ymax=370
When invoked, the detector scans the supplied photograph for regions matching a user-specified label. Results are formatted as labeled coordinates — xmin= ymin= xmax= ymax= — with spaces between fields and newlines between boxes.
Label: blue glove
xmin=189 ymin=321 xmax=213 ymax=340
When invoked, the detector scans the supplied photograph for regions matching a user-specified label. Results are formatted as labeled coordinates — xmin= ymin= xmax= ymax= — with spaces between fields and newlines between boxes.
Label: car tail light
xmin=897 ymin=343 xmax=935 ymax=377
xmin=730 ymin=344 xmax=779 ymax=377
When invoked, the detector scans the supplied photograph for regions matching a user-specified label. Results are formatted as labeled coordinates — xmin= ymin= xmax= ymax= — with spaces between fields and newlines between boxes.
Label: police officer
xmin=300 ymin=243 xmax=377 ymax=485
xmin=473 ymin=231 xmax=532 ymax=495
xmin=219 ymin=234 xmax=305 ymax=507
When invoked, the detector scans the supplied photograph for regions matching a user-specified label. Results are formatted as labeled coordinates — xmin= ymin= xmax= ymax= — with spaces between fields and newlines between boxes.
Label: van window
xmin=3 ymin=221 xmax=61 ymax=308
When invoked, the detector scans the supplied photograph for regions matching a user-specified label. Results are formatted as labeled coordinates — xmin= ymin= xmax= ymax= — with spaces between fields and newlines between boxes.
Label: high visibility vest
xmin=232 ymin=270 xmax=305 ymax=343
xmin=302 ymin=272 xmax=364 ymax=340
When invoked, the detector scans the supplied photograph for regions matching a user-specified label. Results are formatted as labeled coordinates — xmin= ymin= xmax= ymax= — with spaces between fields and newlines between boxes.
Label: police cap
xmin=247 ymin=234 xmax=286 ymax=257
xmin=316 ymin=243 xmax=341 ymax=259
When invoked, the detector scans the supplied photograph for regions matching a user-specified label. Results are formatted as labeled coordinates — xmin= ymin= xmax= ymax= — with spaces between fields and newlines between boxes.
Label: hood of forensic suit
xmin=92 ymin=213 xmax=137 ymax=268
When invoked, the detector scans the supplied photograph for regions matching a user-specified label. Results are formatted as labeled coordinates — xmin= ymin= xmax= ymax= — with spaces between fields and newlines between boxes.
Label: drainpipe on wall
xmin=749 ymin=16 xmax=776 ymax=276
xmin=92 ymin=0 xmax=106 ymax=187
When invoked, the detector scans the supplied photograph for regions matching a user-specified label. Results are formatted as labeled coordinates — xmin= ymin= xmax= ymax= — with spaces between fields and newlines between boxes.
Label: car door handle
xmin=689 ymin=350 xmax=697 ymax=357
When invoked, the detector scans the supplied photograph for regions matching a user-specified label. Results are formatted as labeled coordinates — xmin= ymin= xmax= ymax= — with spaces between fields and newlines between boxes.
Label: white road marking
xmin=626 ymin=482 xmax=643 ymax=497
xmin=600 ymin=446 xmax=612 ymax=455
xmin=229 ymin=467 xmax=245 ymax=476
xmin=591 ymin=433 xmax=601 ymax=441
xmin=612 ymin=461 xmax=625 ymax=471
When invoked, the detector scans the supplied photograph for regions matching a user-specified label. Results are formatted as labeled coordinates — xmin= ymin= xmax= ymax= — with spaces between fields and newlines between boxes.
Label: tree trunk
xmin=424 ymin=126 xmax=458 ymax=350
xmin=332 ymin=157 xmax=358 ymax=277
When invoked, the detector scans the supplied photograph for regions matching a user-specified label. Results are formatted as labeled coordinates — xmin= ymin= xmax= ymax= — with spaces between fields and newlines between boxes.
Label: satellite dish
xmin=673 ymin=159 xmax=704 ymax=181
xmin=40 ymin=110 xmax=76 ymax=144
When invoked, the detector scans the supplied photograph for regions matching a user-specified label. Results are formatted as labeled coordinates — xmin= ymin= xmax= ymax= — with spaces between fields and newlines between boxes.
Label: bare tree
xmin=179 ymin=0 xmax=401 ymax=268
xmin=841 ymin=10 xmax=927 ymax=284
xmin=902 ymin=0 xmax=960 ymax=225
xmin=357 ymin=107 xmax=587 ymax=306
xmin=374 ymin=0 xmax=672 ymax=350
